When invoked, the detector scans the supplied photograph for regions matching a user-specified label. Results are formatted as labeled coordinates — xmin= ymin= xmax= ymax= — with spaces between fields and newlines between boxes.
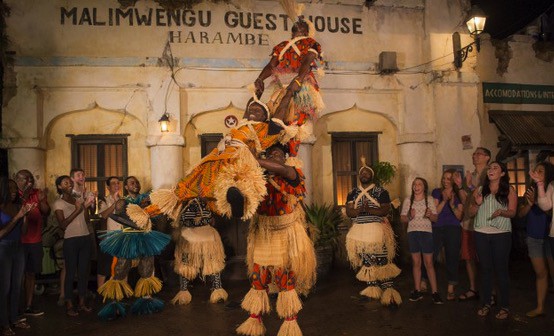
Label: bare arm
xmin=0 ymin=204 xmax=34 ymax=239
xmin=345 ymin=202 xmax=359 ymax=218
xmin=37 ymin=189 xmax=51 ymax=216
xmin=491 ymin=187 xmax=518 ymax=219
xmin=536 ymin=182 xmax=553 ymax=212
xmin=257 ymin=158 xmax=297 ymax=181
xmin=254 ymin=56 xmax=279 ymax=96
xmin=517 ymin=187 xmax=535 ymax=218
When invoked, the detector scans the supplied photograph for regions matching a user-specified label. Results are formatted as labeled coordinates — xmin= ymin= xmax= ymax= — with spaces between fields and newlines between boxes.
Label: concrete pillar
xmin=146 ymin=134 xmax=185 ymax=189
xmin=7 ymin=144 xmax=47 ymax=188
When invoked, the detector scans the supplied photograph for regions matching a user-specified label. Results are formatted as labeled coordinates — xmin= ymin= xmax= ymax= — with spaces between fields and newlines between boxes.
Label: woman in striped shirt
xmin=470 ymin=162 xmax=517 ymax=320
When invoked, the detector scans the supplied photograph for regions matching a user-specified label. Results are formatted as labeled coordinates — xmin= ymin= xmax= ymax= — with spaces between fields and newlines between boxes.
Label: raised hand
xmin=18 ymin=203 xmax=36 ymax=218
xmin=529 ymin=170 xmax=541 ymax=183
xmin=524 ymin=187 xmax=535 ymax=205
xmin=452 ymin=171 xmax=463 ymax=188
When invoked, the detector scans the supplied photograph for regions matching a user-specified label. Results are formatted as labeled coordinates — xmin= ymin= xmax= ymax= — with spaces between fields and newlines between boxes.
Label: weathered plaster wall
xmin=2 ymin=0 xmax=493 ymax=201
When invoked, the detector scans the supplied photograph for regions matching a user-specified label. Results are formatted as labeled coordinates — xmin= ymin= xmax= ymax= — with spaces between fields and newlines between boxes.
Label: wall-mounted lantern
xmin=453 ymin=5 xmax=487 ymax=68
xmin=158 ymin=113 xmax=170 ymax=132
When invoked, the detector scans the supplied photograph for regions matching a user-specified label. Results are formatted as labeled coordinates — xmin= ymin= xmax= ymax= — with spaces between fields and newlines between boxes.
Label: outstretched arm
xmin=255 ymin=56 xmax=279 ymax=97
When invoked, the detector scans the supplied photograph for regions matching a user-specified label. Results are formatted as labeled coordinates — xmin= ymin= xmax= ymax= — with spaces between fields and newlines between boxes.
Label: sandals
xmin=12 ymin=320 xmax=31 ymax=329
xmin=458 ymin=289 xmax=479 ymax=301
xmin=495 ymin=308 xmax=509 ymax=320
xmin=446 ymin=292 xmax=456 ymax=301
xmin=477 ymin=304 xmax=491 ymax=317
xmin=66 ymin=307 xmax=79 ymax=317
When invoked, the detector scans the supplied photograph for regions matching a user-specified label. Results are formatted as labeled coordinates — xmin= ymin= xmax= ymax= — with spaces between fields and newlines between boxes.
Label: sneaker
xmin=409 ymin=290 xmax=423 ymax=302
xmin=24 ymin=307 xmax=44 ymax=316
xmin=432 ymin=292 xmax=444 ymax=305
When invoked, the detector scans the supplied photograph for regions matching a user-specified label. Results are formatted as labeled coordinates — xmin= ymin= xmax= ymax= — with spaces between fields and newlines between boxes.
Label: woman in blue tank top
xmin=517 ymin=161 xmax=554 ymax=318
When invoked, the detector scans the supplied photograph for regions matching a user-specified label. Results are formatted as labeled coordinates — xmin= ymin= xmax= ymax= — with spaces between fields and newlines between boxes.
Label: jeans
xmin=0 ymin=240 xmax=25 ymax=327
xmin=433 ymin=226 xmax=462 ymax=285
xmin=475 ymin=231 xmax=511 ymax=308
xmin=63 ymin=235 xmax=91 ymax=301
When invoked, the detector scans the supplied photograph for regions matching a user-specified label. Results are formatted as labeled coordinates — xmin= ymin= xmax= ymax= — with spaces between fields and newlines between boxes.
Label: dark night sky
xmin=473 ymin=0 xmax=554 ymax=39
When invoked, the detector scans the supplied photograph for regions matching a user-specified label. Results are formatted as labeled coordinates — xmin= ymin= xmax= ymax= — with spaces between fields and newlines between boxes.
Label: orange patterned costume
xmin=267 ymin=36 xmax=324 ymax=156
xmin=143 ymin=119 xmax=290 ymax=221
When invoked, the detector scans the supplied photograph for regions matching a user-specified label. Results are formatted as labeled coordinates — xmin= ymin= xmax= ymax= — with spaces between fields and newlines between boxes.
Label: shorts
xmin=527 ymin=237 xmax=547 ymax=259
xmin=23 ymin=242 xmax=44 ymax=274
xmin=408 ymin=231 xmax=434 ymax=254
xmin=461 ymin=229 xmax=477 ymax=261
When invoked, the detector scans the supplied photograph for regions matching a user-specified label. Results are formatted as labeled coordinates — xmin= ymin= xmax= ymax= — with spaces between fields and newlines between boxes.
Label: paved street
xmin=14 ymin=257 xmax=554 ymax=336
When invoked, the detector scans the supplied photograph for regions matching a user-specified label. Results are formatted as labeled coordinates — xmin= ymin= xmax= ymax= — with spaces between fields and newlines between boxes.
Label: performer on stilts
xmin=171 ymin=197 xmax=228 ymax=305
xmin=254 ymin=0 xmax=324 ymax=157
xmin=237 ymin=143 xmax=316 ymax=336
xmin=345 ymin=157 xmax=402 ymax=306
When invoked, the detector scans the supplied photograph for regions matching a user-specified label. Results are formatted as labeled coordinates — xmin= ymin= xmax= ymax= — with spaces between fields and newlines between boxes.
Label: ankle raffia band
xmin=285 ymin=315 xmax=297 ymax=321
xmin=249 ymin=313 xmax=262 ymax=322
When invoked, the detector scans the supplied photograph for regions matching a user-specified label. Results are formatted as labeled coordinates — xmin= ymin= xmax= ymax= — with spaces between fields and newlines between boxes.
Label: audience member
xmin=53 ymin=175 xmax=95 ymax=317
xmin=431 ymin=169 xmax=463 ymax=301
xmin=454 ymin=147 xmax=491 ymax=301
xmin=1 ymin=178 xmax=35 ymax=336
xmin=15 ymin=170 xmax=50 ymax=317
xmin=471 ymin=161 xmax=517 ymax=320
xmin=518 ymin=161 xmax=554 ymax=318
xmin=401 ymin=177 xmax=442 ymax=304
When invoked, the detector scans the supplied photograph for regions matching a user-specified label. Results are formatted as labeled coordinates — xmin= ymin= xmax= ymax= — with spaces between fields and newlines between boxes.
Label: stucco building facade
xmin=2 ymin=0 xmax=553 ymax=206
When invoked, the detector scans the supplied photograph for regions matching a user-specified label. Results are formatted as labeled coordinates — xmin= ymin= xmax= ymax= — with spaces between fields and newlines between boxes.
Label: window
xmin=200 ymin=133 xmax=223 ymax=157
xmin=331 ymin=133 xmax=379 ymax=206
xmin=507 ymin=154 xmax=528 ymax=197
xmin=68 ymin=134 xmax=129 ymax=199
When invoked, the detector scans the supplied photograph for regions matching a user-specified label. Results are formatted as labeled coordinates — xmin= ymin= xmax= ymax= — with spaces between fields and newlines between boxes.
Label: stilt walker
xmin=345 ymin=157 xmax=402 ymax=306
xmin=254 ymin=0 xmax=324 ymax=157
xmin=171 ymin=197 xmax=228 ymax=305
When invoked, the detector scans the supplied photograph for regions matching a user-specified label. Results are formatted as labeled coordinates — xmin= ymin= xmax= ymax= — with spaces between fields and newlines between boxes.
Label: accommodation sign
xmin=60 ymin=7 xmax=363 ymax=46
xmin=483 ymin=82 xmax=554 ymax=105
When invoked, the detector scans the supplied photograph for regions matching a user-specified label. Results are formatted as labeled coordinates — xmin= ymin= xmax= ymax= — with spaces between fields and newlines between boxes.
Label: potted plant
xmin=372 ymin=161 xmax=397 ymax=187
xmin=305 ymin=203 xmax=343 ymax=279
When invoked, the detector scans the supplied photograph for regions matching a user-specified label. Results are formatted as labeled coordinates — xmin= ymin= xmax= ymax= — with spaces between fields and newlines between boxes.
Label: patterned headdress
xmin=279 ymin=0 xmax=315 ymax=38
xmin=246 ymin=84 xmax=270 ymax=120
xmin=358 ymin=156 xmax=375 ymax=176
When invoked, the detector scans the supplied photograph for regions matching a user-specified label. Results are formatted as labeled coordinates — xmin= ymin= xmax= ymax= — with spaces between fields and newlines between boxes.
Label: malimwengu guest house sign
xmin=483 ymin=83 xmax=554 ymax=105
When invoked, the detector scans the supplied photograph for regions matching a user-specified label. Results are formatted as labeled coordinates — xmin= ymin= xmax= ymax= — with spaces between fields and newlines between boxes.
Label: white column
xmin=6 ymin=139 xmax=47 ymax=188
xmin=147 ymin=134 xmax=185 ymax=189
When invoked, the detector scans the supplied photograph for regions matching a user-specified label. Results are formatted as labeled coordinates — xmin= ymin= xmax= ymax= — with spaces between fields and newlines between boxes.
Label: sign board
xmin=483 ymin=82 xmax=554 ymax=105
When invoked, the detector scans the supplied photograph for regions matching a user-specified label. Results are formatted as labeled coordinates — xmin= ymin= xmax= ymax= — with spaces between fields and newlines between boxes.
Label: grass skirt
xmin=174 ymin=225 xmax=226 ymax=279
xmin=247 ymin=207 xmax=316 ymax=295
xmin=100 ymin=229 xmax=170 ymax=259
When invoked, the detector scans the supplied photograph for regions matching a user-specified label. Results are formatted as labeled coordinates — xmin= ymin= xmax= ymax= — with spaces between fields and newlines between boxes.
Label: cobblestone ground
xmin=15 ymin=257 xmax=554 ymax=336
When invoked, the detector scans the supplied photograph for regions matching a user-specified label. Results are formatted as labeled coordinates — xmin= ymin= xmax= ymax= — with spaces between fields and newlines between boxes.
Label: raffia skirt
xmin=246 ymin=208 xmax=316 ymax=295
